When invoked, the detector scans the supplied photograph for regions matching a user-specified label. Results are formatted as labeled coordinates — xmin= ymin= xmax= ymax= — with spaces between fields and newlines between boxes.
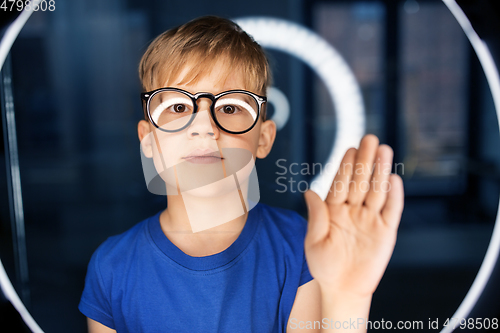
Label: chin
xmin=182 ymin=175 xmax=242 ymax=199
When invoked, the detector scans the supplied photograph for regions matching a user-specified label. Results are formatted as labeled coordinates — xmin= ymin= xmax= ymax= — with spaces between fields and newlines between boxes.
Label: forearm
xmin=319 ymin=287 xmax=372 ymax=333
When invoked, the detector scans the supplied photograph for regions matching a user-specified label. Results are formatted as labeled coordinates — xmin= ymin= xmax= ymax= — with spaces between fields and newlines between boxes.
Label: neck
xmin=159 ymin=185 xmax=249 ymax=256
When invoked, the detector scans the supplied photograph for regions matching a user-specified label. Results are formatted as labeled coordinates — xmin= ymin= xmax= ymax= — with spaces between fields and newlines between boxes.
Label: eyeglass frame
xmin=140 ymin=87 xmax=267 ymax=135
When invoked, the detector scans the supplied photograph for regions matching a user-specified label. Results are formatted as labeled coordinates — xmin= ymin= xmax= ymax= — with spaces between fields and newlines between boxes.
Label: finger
xmin=304 ymin=190 xmax=330 ymax=245
xmin=325 ymin=148 xmax=356 ymax=205
xmin=381 ymin=174 xmax=404 ymax=229
xmin=364 ymin=145 xmax=393 ymax=212
xmin=347 ymin=134 xmax=379 ymax=206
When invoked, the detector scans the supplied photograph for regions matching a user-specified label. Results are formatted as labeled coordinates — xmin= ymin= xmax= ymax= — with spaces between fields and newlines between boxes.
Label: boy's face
xmin=138 ymin=59 xmax=276 ymax=197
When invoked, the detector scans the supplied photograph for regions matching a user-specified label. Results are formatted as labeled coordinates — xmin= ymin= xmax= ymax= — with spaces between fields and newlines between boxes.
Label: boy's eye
xmin=222 ymin=105 xmax=237 ymax=114
xmin=172 ymin=104 xmax=188 ymax=113
xmin=214 ymin=96 xmax=257 ymax=121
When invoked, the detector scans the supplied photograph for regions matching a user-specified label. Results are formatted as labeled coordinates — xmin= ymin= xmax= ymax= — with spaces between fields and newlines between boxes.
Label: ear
xmin=138 ymin=120 xmax=154 ymax=158
xmin=256 ymin=119 xmax=276 ymax=159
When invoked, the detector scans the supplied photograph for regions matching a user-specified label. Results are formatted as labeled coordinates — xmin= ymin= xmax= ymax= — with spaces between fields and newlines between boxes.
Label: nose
xmin=187 ymin=100 xmax=219 ymax=139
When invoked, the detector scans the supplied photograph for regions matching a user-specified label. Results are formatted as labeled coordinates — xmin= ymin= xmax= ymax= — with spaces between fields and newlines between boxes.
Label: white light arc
xmin=440 ymin=1 xmax=500 ymax=331
xmin=267 ymin=86 xmax=290 ymax=130
xmin=0 ymin=4 xmax=45 ymax=333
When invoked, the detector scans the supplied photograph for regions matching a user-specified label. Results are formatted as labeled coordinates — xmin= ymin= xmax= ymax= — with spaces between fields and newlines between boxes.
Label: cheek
xmin=150 ymin=130 xmax=184 ymax=169
xmin=244 ymin=133 xmax=261 ymax=158
xmin=219 ymin=132 xmax=260 ymax=157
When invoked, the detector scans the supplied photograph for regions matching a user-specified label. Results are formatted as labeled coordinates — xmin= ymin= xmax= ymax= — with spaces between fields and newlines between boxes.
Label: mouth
xmin=182 ymin=149 xmax=223 ymax=164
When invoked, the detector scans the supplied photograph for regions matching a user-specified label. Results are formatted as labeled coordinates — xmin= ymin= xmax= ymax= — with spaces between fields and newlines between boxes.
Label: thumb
xmin=304 ymin=190 xmax=330 ymax=245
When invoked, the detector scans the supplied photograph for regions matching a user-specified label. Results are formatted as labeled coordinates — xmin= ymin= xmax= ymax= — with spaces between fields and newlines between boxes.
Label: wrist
xmin=319 ymin=286 xmax=373 ymax=326
xmin=318 ymin=283 xmax=374 ymax=303
xmin=320 ymin=289 xmax=372 ymax=311
xmin=318 ymin=281 xmax=373 ymax=301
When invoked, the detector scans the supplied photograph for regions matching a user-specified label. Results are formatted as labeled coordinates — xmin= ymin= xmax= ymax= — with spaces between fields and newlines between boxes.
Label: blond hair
xmin=138 ymin=16 xmax=271 ymax=119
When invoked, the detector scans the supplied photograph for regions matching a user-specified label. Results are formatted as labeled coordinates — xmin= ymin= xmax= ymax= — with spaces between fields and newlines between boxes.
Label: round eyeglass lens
xmin=149 ymin=91 xmax=195 ymax=131
xmin=214 ymin=93 xmax=259 ymax=132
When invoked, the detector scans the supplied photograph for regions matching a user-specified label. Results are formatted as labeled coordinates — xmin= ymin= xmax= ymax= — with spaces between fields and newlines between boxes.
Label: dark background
xmin=1 ymin=0 xmax=500 ymax=331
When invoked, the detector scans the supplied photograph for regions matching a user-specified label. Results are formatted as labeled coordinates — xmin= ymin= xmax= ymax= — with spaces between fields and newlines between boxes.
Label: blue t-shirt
xmin=79 ymin=203 xmax=313 ymax=332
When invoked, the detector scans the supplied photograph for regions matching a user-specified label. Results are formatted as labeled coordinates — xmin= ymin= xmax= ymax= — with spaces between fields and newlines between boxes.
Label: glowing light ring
xmin=440 ymin=1 xmax=500 ymax=331
xmin=235 ymin=17 xmax=366 ymax=200
xmin=0 ymin=7 xmax=496 ymax=333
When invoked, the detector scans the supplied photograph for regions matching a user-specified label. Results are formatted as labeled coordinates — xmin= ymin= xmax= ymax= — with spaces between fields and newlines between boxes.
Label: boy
xmin=79 ymin=16 xmax=404 ymax=333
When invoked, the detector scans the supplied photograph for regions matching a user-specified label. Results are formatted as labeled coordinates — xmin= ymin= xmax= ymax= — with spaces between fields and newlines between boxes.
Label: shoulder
xmin=257 ymin=202 xmax=307 ymax=230
xmin=256 ymin=202 xmax=308 ymax=244
xmin=88 ymin=213 xmax=158 ymax=272
xmin=79 ymin=214 xmax=160 ymax=327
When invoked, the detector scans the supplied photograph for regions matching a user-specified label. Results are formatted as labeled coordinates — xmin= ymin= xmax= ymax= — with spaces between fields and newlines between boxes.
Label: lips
xmin=182 ymin=149 xmax=223 ymax=164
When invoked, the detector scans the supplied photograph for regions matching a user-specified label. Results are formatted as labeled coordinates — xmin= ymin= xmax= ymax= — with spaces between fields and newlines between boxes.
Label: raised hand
xmin=304 ymin=134 xmax=404 ymax=298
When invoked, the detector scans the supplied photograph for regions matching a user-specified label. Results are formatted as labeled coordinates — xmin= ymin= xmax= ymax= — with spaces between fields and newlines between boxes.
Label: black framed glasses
xmin=141 ymin=87 xmax=267 ymax=134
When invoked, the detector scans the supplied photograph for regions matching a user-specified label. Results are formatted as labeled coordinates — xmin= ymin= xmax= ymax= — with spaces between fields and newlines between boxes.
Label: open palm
xmin=304 ymin=134 xmax=404 ymax=297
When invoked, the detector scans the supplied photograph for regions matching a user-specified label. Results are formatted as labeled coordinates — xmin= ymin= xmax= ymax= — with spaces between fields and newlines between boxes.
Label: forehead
xmin=161 ymin=56 xmax=256 ymax=94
